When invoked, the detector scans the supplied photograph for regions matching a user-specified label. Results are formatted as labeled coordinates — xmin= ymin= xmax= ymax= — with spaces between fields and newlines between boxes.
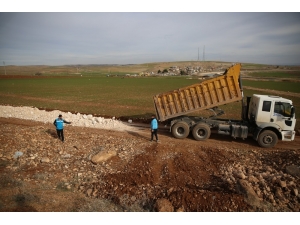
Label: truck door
xmin=270 ymin=101 xmax=295 ymax=131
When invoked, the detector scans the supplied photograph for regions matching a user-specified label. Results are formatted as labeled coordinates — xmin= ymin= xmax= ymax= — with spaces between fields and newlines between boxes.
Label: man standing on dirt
xmin=53 ymin=114 xmax=71 ymax=142
xmin=150 ymin=115 xmax=159 ymax=142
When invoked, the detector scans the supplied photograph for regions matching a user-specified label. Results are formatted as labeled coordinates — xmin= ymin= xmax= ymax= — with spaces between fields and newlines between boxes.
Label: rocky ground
xmin=0 ymin=106 xmax=300 ymax=212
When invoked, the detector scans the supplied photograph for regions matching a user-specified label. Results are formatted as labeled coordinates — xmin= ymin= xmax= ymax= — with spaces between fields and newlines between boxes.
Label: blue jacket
xmin=53 ymin=118 xmax=70 ymax=130
xmin=151 ymin=118 xmax=158 ymax=130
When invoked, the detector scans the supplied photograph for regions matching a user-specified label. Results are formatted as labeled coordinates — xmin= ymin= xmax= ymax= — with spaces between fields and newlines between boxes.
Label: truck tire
xmin=192 ymin=123 xmax=211 ymax=141
xmin=171 ymin=121 xmax=190 ymax=139
xmin=257 ymin=130 xmax=278 ymax=148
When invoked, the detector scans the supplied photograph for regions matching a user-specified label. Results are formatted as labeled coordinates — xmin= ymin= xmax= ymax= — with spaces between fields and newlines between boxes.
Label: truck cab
xmin=249 ymin=94 xmax=296 ymax=147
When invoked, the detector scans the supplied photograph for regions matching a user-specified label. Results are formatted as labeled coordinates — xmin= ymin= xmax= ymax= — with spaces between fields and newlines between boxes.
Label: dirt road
xmin=0 ymin=117 xmax=299 ymax=212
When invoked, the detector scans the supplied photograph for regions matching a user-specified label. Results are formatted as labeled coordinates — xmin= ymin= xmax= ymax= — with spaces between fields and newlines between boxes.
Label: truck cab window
xmin=274 ymin=102 xmax=292 ymax=117
xmin=262 ymin=101 xmax=271 ymax=112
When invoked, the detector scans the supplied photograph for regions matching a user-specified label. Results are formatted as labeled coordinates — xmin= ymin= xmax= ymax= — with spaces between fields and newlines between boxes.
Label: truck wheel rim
xmin=263 ymin=135 xmax=273 ymax=144
xmin=177 ymin=127 xmax=185 ymax=135
xmin=197 ymin=129 xmax=206 ymax=137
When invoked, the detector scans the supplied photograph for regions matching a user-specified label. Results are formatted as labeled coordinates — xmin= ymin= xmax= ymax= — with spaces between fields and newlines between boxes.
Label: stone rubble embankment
xmin=0 ymin=105 xmax=130 ymax=131
xmin=1 ymin=105 xmax=300 ymax=212
xmin=220 ymin=158 xmax=300 ymax=211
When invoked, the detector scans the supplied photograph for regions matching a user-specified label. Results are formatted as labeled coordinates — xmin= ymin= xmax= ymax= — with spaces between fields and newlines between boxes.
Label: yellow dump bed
xmin=153 ymin=63 xmax=243 ymax=121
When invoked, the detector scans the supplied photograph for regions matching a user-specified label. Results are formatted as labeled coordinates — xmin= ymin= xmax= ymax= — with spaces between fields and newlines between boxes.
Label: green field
xmin=1 ymin=62 xmax=299 ymax=130
xmin=243 ymin=80 xmax=300 ymax=93
xmin=0 ymin=76 xmax=201 ymax=118
xmin=248 ymin=71 xmax=300 ymax=79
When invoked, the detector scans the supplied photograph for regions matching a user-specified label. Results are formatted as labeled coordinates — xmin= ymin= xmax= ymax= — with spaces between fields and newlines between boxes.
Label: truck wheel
xmin=192 ymin=123 xmax=211 ymax=141
xmin=171 ymin=121 xmax=190 ymax=139
xmin=257 ymin=130 xmax=278 ymax=148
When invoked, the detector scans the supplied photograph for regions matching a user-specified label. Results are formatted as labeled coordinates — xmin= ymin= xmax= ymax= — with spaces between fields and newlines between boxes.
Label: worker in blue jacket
xmin=150 ymin=115 xmax=159 ymax=142
xmin=53 ymin=114 xmax=71 ymax=142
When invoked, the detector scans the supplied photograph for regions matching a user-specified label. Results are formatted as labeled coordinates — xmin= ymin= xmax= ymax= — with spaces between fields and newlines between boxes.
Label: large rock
xmin=286 ymin=165 xmax=300 ymax=177
xmin=40 ymin=157 xmax=50 ymax=163
xmin=237 ymin=180 xmax=258 ymax=201
xmin=236 ymin=179 xmax=273 ymax=211
xmin=91 ymin=150 xmax=117 ymax=164
xmin=155 ymin=198 xmax=174 ymax=212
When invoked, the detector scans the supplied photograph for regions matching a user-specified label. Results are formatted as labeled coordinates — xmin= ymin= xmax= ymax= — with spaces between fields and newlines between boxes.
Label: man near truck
xmin=150 ymin=115 xmax=159 ymax=142
xmin=53 ymin=114 xmax=71 ymax=142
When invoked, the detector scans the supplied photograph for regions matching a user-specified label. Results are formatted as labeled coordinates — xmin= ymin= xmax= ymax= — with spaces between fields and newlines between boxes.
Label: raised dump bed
xmin=153 ymin=63 xmax=243 ymax=121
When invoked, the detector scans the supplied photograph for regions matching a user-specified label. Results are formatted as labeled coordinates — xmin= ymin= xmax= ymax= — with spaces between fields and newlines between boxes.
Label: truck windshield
xmin=274 ymin=102 xmax=292 ymax=117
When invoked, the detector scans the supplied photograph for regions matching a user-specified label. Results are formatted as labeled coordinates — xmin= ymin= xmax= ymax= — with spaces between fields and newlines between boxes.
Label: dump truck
xmin=153 ymin=63 xmax=296 ymax=148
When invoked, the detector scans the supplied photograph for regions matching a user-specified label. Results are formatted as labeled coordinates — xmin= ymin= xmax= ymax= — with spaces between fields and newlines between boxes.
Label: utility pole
xmin=203 ymin=45 xmax=205 ymax=62
xmin=3 ymin=61 xmax=6 ymax=75
xmin=198 ymin=47 xmax=199 ymax=61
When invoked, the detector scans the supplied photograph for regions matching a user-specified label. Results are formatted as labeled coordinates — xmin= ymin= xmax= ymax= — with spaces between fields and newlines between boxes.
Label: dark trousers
xmin=151 ymin=129 xmax=158 ymax=141
xmin=56 ymin=129 xmax=64 ymax=141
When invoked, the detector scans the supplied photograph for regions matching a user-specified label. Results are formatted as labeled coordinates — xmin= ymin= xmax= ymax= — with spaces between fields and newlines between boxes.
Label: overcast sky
xmin=1 ymin=11 xmax=300 ymax=66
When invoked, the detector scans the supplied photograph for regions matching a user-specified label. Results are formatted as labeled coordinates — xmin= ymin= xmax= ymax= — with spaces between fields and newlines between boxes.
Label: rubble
xmin=0 ymin=105 xmax=299 ymax=212
xmin=221 ymin=155 xmax=300 ymax=211
xmin=0 ymin=105 xmax=130 ymax=131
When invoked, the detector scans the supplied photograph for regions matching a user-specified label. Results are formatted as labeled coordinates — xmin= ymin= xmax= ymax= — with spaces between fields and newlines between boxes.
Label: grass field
xmin=0 ymin=76 xmax=201 ymax=118
xmin=248 ymin=71 xmax=300 ymax=79
xmin=243 ymin=80 xmax=300 ymax=93
xmin=0 ymin=62 xmax=299 ymax=130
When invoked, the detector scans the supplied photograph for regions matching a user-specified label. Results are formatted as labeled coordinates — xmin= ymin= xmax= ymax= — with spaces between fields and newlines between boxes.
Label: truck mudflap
xmin=281 ymin=130 xmax=295 ymax=141
xmin=253 ymin=127 xmax=263 ymax=141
